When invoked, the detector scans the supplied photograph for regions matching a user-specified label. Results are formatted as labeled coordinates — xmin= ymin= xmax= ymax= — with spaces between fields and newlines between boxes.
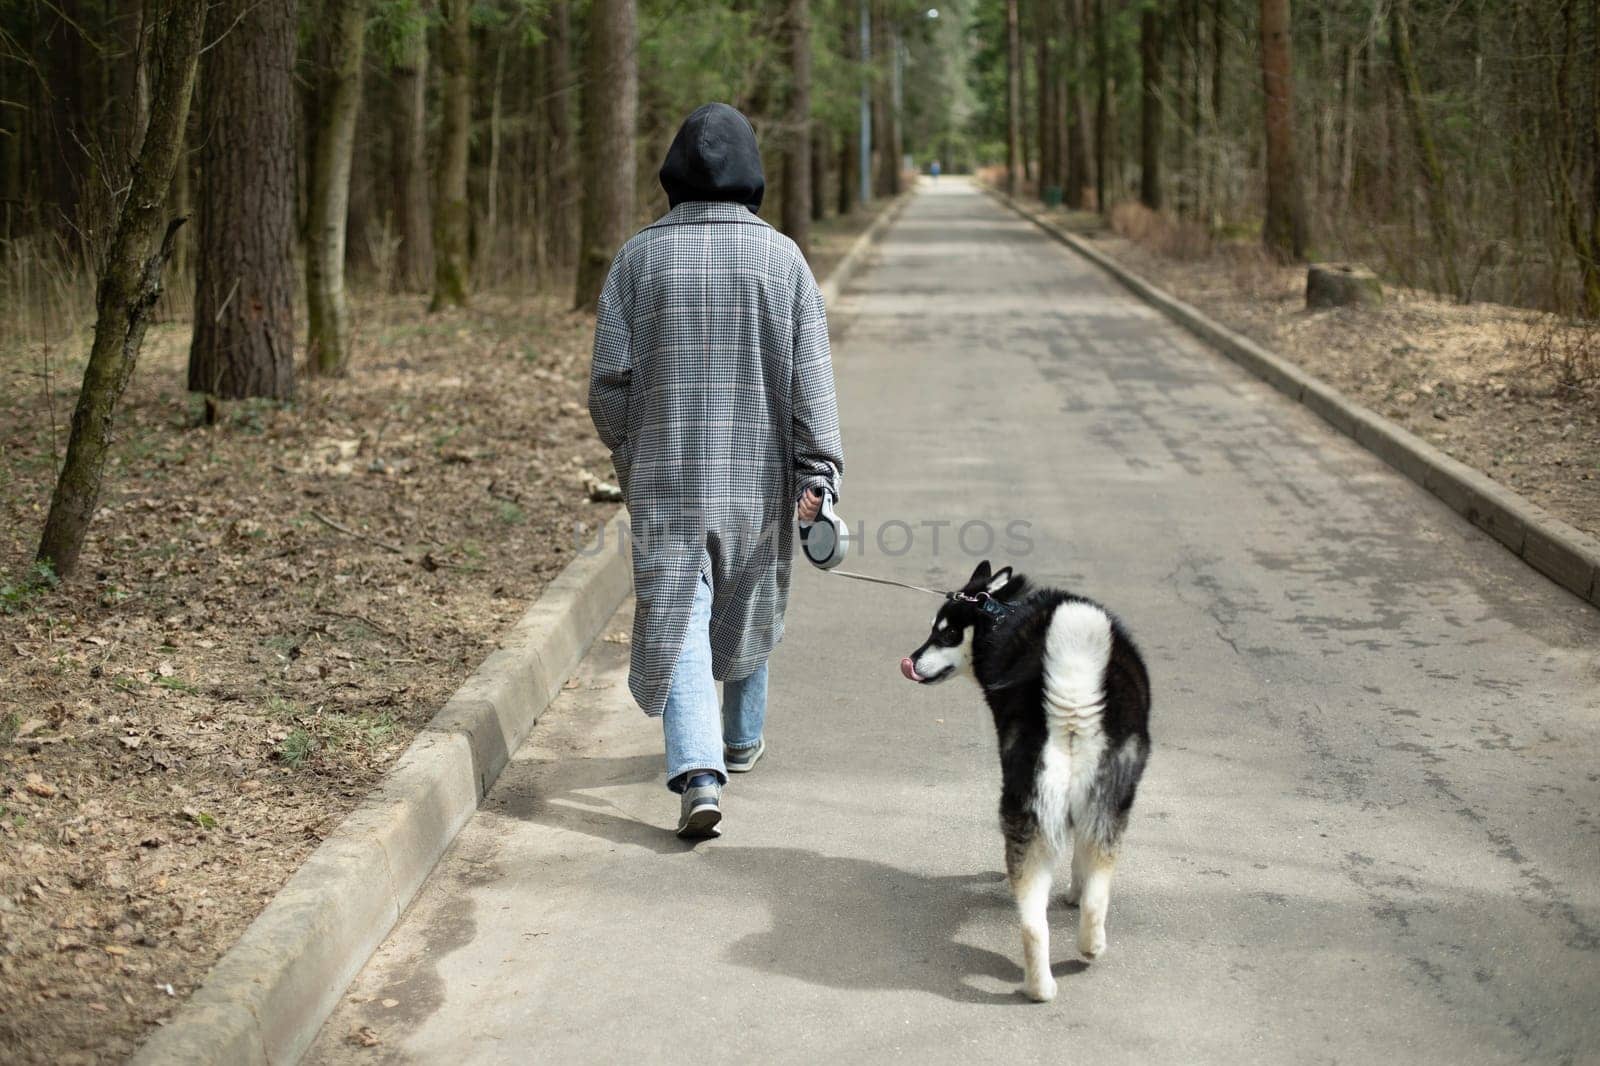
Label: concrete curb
xmin=819 ymin=188 xmax=914 ymax=308
xmin=131 ymin=511 xmax=633 ymax=1066
xmin=132 ymin=193 xmax=915 ymax=1066
xmin=985 ymin=185 xmax=1600 ymax=611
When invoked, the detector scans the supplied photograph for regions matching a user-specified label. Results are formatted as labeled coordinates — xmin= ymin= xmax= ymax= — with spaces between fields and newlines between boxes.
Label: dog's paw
xmin=1062 ymin=886 xmax=1081 ymax=908
xmin=1023 ymin=974 xmax=1058 ymax=1002
xmin=1078 ymin=924 xmax=1106 ymax=961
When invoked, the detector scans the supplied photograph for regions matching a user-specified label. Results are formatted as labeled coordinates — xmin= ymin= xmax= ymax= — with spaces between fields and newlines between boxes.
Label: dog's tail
xmin=1042 ymin=601 xmax=1112 ymax=718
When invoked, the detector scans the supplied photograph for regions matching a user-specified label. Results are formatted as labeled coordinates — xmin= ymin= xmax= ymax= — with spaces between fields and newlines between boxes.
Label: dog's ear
xmin=968 ymin=560 xmax=992 ymax=588
xmin=985 ymin=566 xmax=1013 ymax=594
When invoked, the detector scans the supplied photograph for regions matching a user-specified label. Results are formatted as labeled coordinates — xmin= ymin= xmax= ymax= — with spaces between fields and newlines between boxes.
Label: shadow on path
xmin=706 ymin=844 xmax=1090 ymax=1004
xmin=495 ymin=752 xmax=1088 ymax=1003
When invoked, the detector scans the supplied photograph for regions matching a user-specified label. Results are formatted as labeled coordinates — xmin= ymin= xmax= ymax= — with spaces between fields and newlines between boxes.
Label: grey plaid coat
xmin=588 ymin=200 xmax=844 ymax=717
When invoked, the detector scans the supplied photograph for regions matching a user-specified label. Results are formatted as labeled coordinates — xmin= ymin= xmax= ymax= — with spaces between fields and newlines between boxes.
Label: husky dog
xmin=900 ymin=561 xmax=1151 ymax=1002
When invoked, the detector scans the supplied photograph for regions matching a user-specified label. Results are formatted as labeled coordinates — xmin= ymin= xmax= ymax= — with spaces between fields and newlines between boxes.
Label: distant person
xmin=588 ymin=103 xmax=845 ymax=840
xmin=930 ymin=159 xmax=942 ymax=180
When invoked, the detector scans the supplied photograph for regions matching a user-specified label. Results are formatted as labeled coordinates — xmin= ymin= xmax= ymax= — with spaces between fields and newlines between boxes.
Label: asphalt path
xmin=308 ymin=179 xmax=1600 ymax=1065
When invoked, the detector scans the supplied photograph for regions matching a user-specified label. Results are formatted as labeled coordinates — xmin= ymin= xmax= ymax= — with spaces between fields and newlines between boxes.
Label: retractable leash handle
xmin=798 ymin=491 xmax=849 ymax=570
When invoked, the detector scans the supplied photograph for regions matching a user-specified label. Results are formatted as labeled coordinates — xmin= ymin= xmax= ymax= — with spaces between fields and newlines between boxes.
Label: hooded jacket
xmin=658 ymin=102 xmax=765 ymax=212
xmin=588 ymin=104 xmax=844 ymax=718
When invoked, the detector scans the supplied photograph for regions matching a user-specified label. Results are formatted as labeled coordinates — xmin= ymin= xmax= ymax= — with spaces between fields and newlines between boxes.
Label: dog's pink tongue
xmin=900 ymin=657 xmax=922 ymax=682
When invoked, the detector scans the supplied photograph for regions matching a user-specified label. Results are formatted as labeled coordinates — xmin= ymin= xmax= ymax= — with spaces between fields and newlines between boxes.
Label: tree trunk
xmin=163 ymin=106 xmax=193 ymax=294
xmin=1259 ymin=0 xmax=1307 ymax=260
xmin=1139 ymin=5 xmax=1164 ymax=209
xmin=1094 ymin=0 xmax=1108 ymax=212
xmin=189 ymin=0 xmax=297 ymax=401
xmin=1105 ymin=70 xmax=1121 ymax=202
xmin=781 ymin=0 xmax=813 ymax=259
xmin=305 ymin=0 xmax=367 ymax=375
xmin=811 ymin=127 xmax=827 ymax=222
xmin=1064 ymin=0 xmax=1090 ymax=208
xmin=1362 ymin=1 xmax=1388 ymax=218
xmin=40 ymin=0 xmax=205 ymax=579
xmin=1337 ymin=40 xmax=1357 ymax=215
xmin=1313 ymin=4 xmax=1332 ymax=204
xmin=1590 ymin=0 xmax=1600 ymax=312
xmin=1006 ymin=0 xmax=1022 ymax=196
xmin=1053 ymin=4 xmax=1069 ymax=190
xmin=888 ymin=25 xmax=903 ymax=195
xmin=542 ymin=3 xmax=575 ymax=272
xmin=1186 ymin=0 xmax=1202 ymax=216
xmin=856 ymin=0 xmax=872 ymax=206
xmin=1391 ymin=0 xmax=1463 ymax=299
xmin=527 ymin=34 xmax=549 ymax=277
xmin=839 ymin=123 xmax=857 ymax=215
xmin=1020 ymin=20 xmax=1033 ymax=187
xmin=114 ymin=3 xmax=151 ymax=187
xmin=873 ymin=1 xmax=894 ymax=198
xmin=1211 ymin=0 xmax=1225 ymax=124
xmin=392 ymin=9 xmax=432 ymax=293
xmin=1036 ymin=0 xmax=1053 ymax=194
xmin=479 ymin=34 xmax=508 ymax=281
xmin=344 ymin=83 xmax=376 ymax=277
xmin=573 ymin=0 xmax=637 ymax=312
xmin=1210 ymin=0 xmax=1228 ymax=222
xmin=430 ymin=0 xmax=471 ymax=310
xmin=1174 ymin=0 xmax=1191 ymax=215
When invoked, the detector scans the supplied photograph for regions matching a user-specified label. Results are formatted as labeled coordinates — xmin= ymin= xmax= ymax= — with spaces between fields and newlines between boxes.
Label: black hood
xmin=659 ymin=103 xmax=764 ymax=213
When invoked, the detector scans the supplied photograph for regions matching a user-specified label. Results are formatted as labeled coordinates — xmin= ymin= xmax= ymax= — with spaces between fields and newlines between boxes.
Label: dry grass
xmin=1516 ymin=313 xmax=1600 ymax=394
xmin=1109 ymin=201 xmax=1211 ymax=261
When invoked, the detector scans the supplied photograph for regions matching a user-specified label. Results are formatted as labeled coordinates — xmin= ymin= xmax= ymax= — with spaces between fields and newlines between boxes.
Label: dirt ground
xmin=0 ymin=205 xmax=883 ymax=1064
xmin=1024 ymin=200 xmax=1600 ymax=541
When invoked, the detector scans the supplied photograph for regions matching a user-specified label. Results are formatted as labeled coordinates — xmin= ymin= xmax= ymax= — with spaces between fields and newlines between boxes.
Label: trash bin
xmin=1042 ymin=185 xmax=1063 ymax=207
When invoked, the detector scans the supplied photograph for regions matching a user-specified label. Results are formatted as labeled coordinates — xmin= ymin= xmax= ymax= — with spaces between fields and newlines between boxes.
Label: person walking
xmin=588 ymin=103 xmax=845 ymax=840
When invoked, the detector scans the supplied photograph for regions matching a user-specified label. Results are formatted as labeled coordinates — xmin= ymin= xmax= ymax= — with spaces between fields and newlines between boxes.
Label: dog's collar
xmin=952 ymin=590 xmax=1013 ymax=621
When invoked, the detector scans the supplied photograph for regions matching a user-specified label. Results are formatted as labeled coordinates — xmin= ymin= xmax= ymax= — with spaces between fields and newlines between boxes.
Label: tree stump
xmin=1306 ymin=263 xmax=1383 ymax=309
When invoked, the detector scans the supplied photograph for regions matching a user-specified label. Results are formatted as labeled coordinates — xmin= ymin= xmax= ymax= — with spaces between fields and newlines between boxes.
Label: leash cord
xmin=824 ymin=568 xmax=947 ymax=598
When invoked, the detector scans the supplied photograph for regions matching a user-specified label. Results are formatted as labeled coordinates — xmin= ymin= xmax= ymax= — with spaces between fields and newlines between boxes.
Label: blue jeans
xmin=663 ymin=569 xmax=768 ymax=793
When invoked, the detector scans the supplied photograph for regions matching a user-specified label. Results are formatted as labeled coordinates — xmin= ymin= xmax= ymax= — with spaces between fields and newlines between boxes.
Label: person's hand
xmin=797 ymin=486 xmax=824 ymax=523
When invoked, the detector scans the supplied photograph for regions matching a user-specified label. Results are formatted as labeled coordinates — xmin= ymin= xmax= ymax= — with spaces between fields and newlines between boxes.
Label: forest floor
xmin=0 ymin=204 xmax=886 ymax=1065
xmin=1022 ymin=197 xmax=1600 ymax=541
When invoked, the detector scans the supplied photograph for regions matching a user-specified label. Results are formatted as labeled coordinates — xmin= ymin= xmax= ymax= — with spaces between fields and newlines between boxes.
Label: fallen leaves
xmin=23 ymin=773 xmax=56 ymax=799
xmin=0 ymin=290 xmax=614 ymax=1065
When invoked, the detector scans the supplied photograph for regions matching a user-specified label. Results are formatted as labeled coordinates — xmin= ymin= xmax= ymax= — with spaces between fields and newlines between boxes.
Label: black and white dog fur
xmin=901 ymin=561 xmax=1151 ymax=1002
